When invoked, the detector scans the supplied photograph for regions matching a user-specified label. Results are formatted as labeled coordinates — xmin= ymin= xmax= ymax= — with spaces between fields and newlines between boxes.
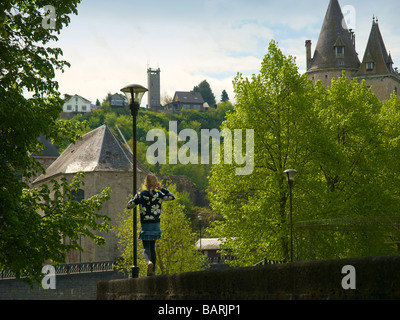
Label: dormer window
xmin=366 ymin=61 xmax=375 ymax=72
xmin=335 ymin=46 xmax=345 ymax=58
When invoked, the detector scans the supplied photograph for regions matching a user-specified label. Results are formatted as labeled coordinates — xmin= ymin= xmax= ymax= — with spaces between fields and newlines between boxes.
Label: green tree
xmin=221 ymin=90 xmax=229 ymax=102
xmin=0 ymin=0 xmax=112 ymax=286
xmin=300 ymin=76 xmax=400 ymax=260
xmin=115 ymin=184 xmax=207 ymax=276
xmin=194 ymin=80 xmax=216 ymax=107
xmin=208 ymin=41 xmax=318 ymax=265
xmin=208 ymin=41 xmax=400 ymax=265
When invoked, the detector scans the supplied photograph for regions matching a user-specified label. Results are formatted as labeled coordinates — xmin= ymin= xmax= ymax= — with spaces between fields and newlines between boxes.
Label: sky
xmin=52 ymin=0 xmax=400 ymax=107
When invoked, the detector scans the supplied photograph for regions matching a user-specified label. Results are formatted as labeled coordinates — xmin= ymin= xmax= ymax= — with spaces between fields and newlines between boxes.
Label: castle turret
xmin=306 ymin=0 xmax=360 ymax=86
xmin=355 ymin=17 xmax=400 ymax=100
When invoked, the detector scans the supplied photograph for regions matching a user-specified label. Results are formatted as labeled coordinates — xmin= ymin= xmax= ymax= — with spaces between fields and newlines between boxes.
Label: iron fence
xmin=0 ymin=260 xmax=116 ymax=280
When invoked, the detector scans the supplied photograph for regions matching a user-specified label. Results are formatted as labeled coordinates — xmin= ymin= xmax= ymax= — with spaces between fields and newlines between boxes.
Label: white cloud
xmin=52 ymin=0 xmax=400 ymax=106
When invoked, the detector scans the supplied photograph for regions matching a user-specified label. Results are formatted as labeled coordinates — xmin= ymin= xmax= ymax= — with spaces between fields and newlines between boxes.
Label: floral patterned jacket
xmin=127 ymin=188 xmax=175 ymax=224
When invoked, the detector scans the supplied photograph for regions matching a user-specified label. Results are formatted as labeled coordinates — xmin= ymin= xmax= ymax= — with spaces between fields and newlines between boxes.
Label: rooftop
xmin=34 ymin=124 xmax=150 ymax=184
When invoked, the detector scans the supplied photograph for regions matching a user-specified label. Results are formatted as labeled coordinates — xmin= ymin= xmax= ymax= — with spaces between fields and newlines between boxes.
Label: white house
xmin=62 ymin=94 xmax=92 ymax=114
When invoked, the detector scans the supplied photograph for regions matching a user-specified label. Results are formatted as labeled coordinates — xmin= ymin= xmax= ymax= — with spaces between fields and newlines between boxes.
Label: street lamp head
xmin=284 ymin=169 xmax=297 ymax=185
xmin=121 ymin=84 xmax=148 ymax=108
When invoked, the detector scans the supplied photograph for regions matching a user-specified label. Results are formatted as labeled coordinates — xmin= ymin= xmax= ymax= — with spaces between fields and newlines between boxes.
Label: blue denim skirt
xmin=139 ymin=222 xmax=161 ymax=241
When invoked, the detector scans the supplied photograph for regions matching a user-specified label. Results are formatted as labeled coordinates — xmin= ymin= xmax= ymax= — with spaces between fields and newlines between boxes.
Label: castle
xmin=306 ymin=0 xmax=400 ymax=101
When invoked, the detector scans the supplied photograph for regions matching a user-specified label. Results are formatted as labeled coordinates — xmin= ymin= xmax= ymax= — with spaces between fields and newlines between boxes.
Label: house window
xmin=82 ymin=105 xmax=87 ymax=111
xmin=183 ymin=104 xmax=190 ymax=110
xmin=366 ymin=62 xmax=375 ymax=71
xmin=67 ymin=105 xmax=72 ymax=111
xmin=71 ymin=189 xmax=85 ymax=202
xmin=193 ymin=104 xmax=201 ymax=110
xmin=335 ymin=46 xmax=344 ymax=58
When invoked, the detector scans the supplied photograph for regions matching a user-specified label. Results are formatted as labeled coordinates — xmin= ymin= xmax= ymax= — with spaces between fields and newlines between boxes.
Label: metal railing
xmin=253 ymin=258 xmax=286 ymax=267
xmin=1 ymin=261 xmax=116 ymax=280
xmin=205 ymin=256 xmax=238 ymax=264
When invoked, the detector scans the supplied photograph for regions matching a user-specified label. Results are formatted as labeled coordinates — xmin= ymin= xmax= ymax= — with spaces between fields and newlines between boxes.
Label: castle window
xmin=366 ymin=62 xmax=375 ymax=72
xmin=335 ymin=46 xmax=345 ymax=58
xmin=338 ymin=59 xmax=345 ymax=66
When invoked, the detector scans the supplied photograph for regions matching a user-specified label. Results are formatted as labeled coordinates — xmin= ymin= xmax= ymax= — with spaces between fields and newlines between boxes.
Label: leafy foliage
xmin=208 ymin=41 xmax=400 ymax=265
xmin=0 ymin=0 xmax=112 ymax=286
xmin=193 ymin=80 xmax=216 ymax=107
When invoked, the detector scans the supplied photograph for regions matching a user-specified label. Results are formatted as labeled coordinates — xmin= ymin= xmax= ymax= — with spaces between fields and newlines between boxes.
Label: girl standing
xmin=127 ymin=174 xmax=175 ymax=276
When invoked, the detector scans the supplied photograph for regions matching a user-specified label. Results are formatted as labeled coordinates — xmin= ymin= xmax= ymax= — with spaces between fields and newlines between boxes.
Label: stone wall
xmin=358 ymin=75 xmax=400 ymax=101
xmin=0 ymin=271 xmax=125 ymax=300
xmin=97 ymin=255 xmax=400 ymax=300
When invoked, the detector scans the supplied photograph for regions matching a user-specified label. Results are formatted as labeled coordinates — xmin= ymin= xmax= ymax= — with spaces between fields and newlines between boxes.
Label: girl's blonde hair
xmin=143 ymin=174 xmax=158 ymax=195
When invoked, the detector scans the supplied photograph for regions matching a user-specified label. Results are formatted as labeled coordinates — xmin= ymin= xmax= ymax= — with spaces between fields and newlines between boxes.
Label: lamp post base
xmin=131 ymin=266 xmax=139 ymax=278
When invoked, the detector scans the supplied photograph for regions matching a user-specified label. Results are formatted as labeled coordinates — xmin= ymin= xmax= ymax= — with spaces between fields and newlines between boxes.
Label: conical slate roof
xmin=308 ymin=0 xmax=360 ymax=71
xmin=357 ymin=19 xmax=396 ymax=76
xmin=34 ymin=124 xmax=150 ymax=184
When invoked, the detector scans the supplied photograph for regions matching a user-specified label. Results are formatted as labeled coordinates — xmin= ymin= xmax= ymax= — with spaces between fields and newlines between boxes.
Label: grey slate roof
xmin=356 ymin=19 xmax=397 ymax=77
xmin=34 ymin=124 xmax=150 ymax=183
xmin=308 ymin=0 xmax=360 ymax=71
xmin=33 ymin=134 xmax=60 ymax=158
xmin=173 ymin=91 xmax=204 ymax=104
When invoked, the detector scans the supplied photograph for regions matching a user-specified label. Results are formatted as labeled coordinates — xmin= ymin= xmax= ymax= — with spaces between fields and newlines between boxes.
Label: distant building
xmin=32 ymin=124 xmax=151 ymax=263
xmin=147 ymin=67 xmax=162 ymax=110
xmin=306 ymin=0 xmax=400 ymax=100
xmin=165 ymin=91 xmax=207 ymax=112
xmin=196 ymin=238 xmax=236 ymax=269
xmin=108 ymin=93 xmax=126 ymax=108
xmin=61 ymin=94 xmax=92 ymax=119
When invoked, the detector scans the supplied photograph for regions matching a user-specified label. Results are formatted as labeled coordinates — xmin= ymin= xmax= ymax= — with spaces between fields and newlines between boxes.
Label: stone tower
xmin=305 ymin=0 xmax=360 ymax=87
xmin=355 ymin=18 xmax=400 ymax=101
xmin=305 ymin=0 xmax=400 ymax=100
xmin=147 ymin=67 xmax=161 ymax=110
xmin=32 ymin=124 xmax=151 ymax=263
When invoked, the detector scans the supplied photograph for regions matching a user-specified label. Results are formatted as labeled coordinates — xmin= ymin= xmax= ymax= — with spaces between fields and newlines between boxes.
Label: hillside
xmin=64 ymin=101 xmax=234 ymax=190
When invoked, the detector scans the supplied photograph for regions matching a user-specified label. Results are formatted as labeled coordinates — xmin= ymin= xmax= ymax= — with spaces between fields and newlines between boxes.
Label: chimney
xmin=305 ymin=40 xmax=312 ymax=70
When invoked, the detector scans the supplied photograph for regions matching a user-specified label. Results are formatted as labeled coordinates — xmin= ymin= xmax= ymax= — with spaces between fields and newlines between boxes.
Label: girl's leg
xmin=142 ymin=240 xmax=152 ymax=265
xmin=142 ymin=240 xmax=156 ymax=275
xmin=149 ymin=240 xmax=156 ymax=272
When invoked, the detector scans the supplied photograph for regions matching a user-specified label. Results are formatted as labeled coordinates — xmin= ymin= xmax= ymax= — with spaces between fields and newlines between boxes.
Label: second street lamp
xmin=284 ymin=169 xmax=297 ymax=263
xmin=121 ymin=84 xmax=148 ymax=278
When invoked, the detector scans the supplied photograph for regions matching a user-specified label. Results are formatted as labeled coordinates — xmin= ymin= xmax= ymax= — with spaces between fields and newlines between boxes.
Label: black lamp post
xmin=121 ymin=84 xmax=148 ymax=278
xmin=284 ymin=169 xmax=297 ymax=263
